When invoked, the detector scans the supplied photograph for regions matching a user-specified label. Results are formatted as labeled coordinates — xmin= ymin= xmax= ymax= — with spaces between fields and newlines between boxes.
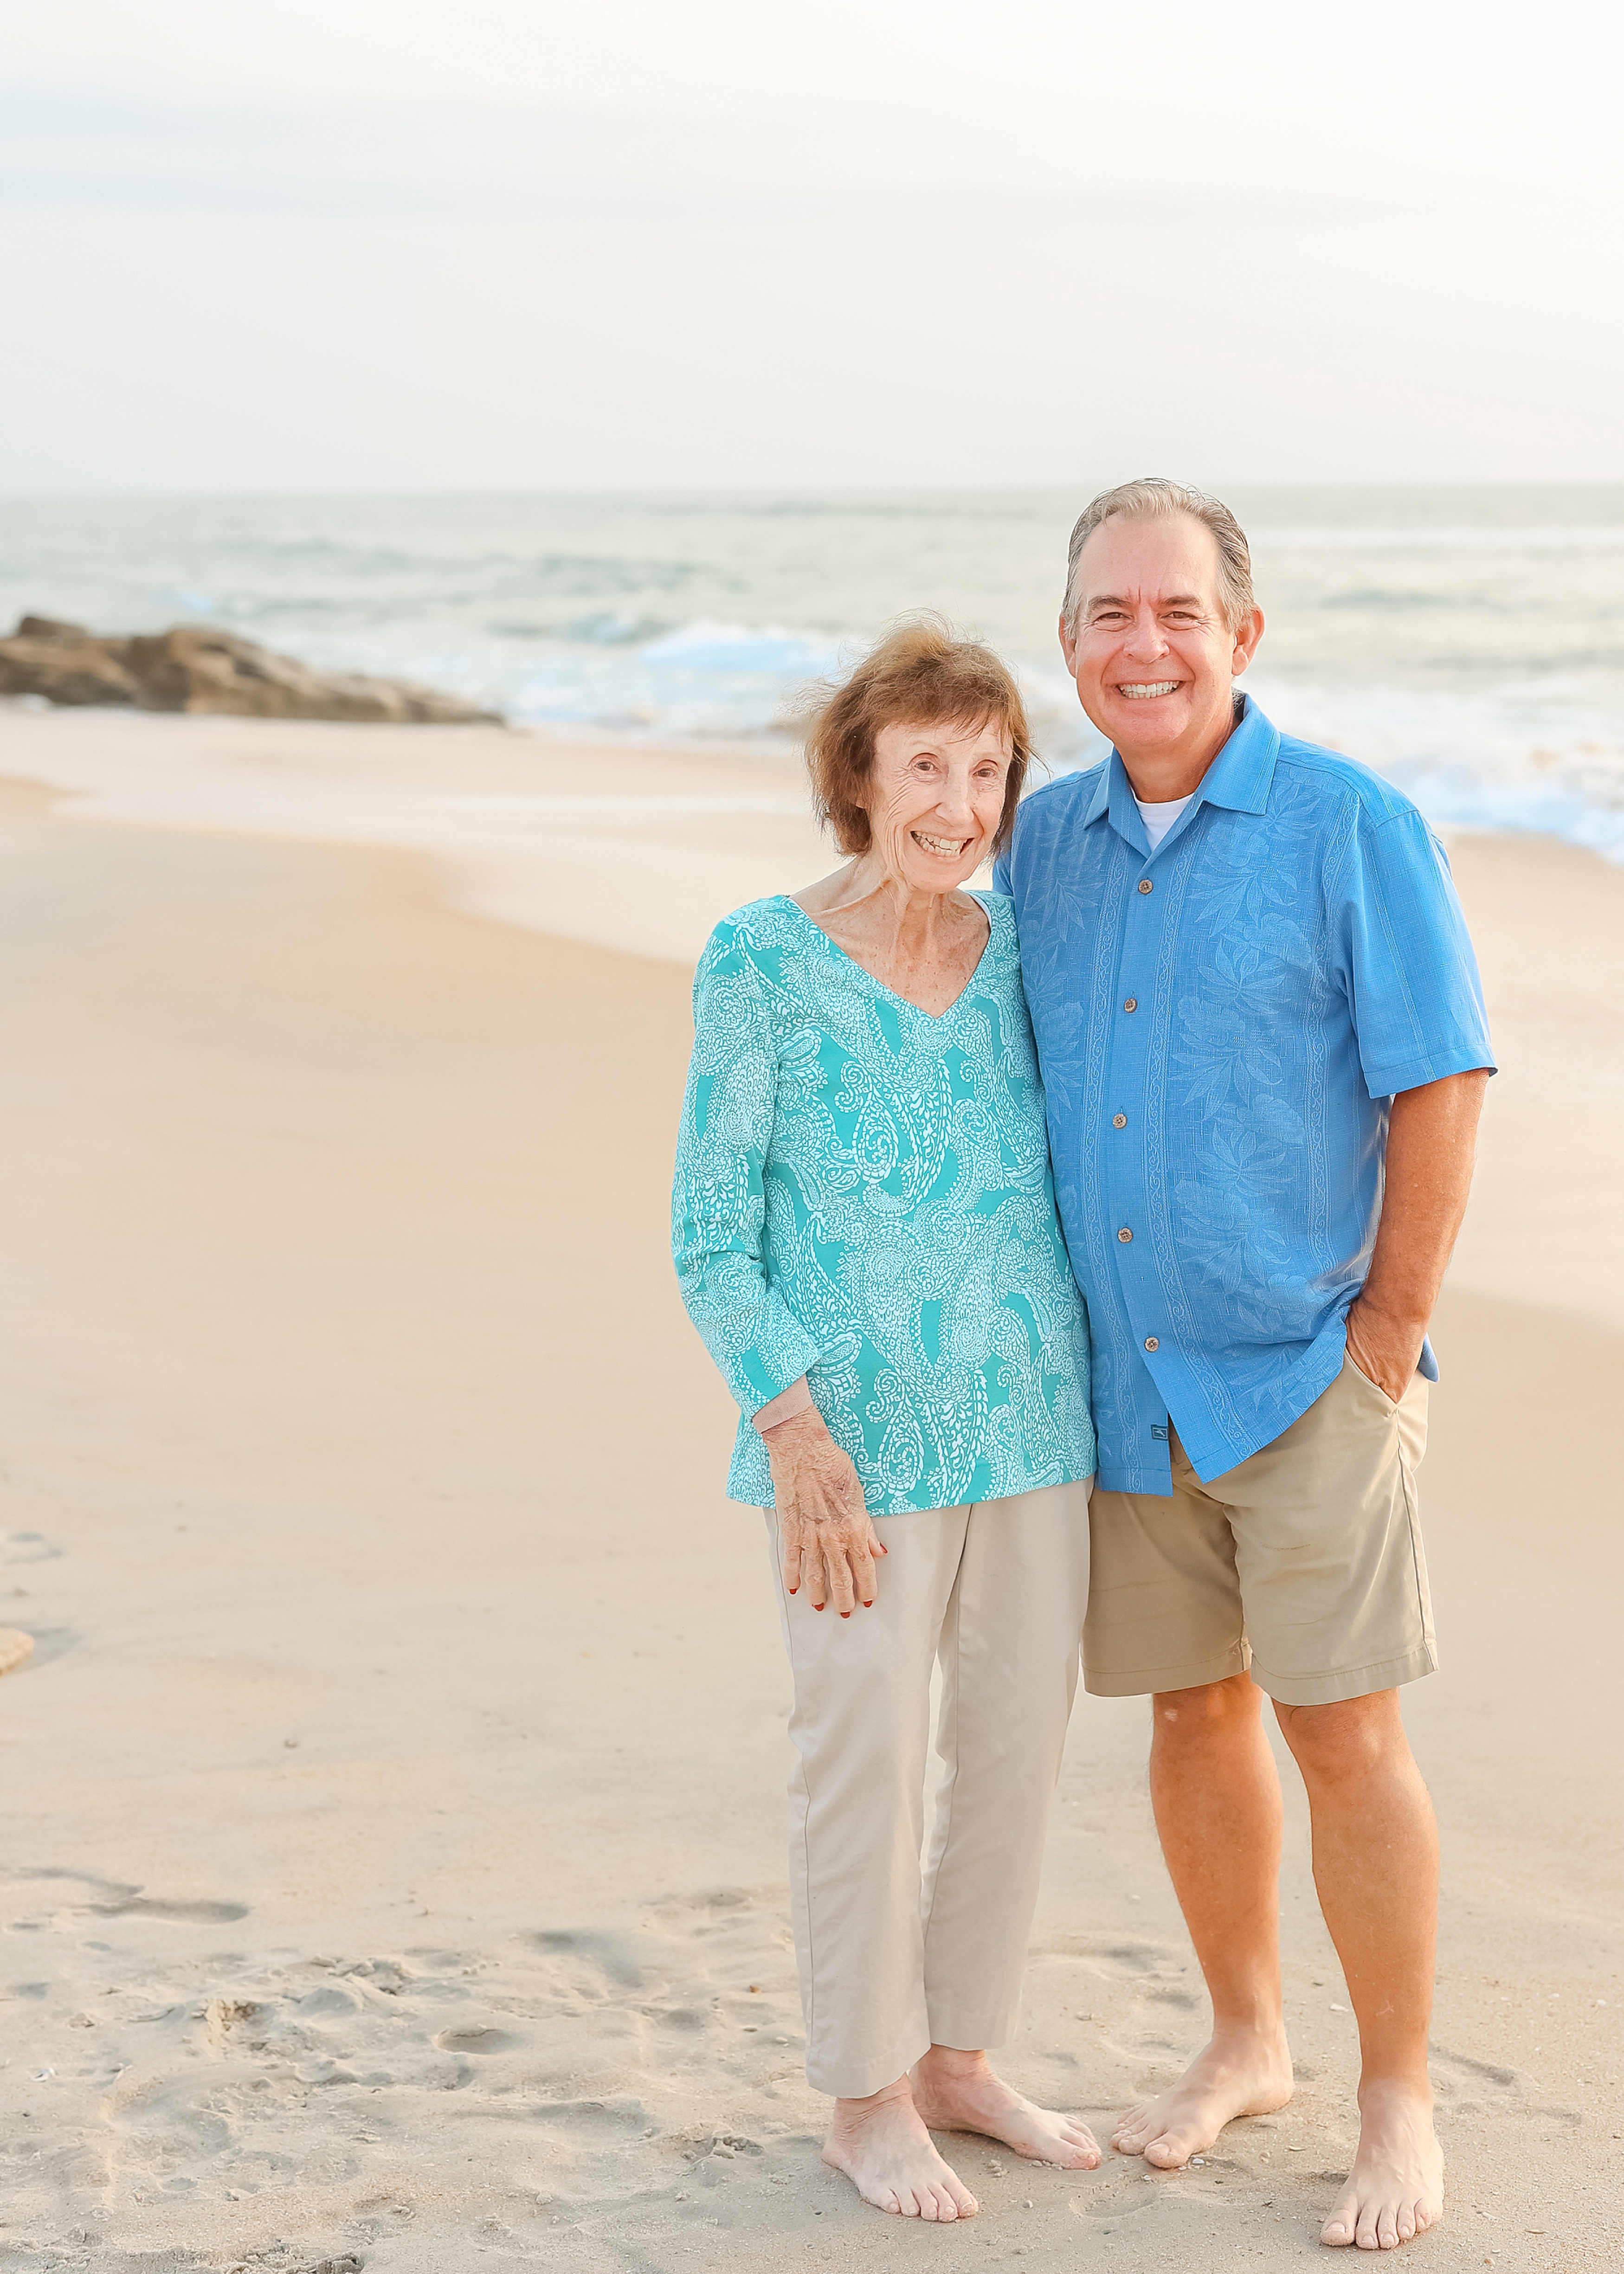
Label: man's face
xmin=1059 ymin=512 xmax=1263 ymax=764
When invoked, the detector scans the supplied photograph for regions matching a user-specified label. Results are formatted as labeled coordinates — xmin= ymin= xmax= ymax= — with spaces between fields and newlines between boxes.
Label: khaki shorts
xmin=1084 ymin=1354 xmax=1435 ymax=1707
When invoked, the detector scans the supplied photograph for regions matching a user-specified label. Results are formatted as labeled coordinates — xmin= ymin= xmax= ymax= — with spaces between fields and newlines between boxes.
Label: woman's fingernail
xmin=787 ymin=1586 xmax=797 ymax=1595
xmin=813 ymin=1603 xmax=824 ymax=1612
xmin=863 ymin=1599 xmax=874 ymax=1608
xmin=840 ymin=1611 xmax=851 ymax=1619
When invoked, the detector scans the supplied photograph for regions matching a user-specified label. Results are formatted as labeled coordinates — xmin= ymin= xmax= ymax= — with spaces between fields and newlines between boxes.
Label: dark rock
xmin=0 ymin=626 xmax=144 ymax=707
xmin=0 ymin=616 xmax=499 ymax=725
xmin=16 ymin=615 xmax=94 ymax=640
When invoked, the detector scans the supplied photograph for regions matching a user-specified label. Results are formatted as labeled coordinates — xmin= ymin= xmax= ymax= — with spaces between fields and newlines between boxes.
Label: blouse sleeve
xmin=671 ymin=923 xmax=824 ymax=1418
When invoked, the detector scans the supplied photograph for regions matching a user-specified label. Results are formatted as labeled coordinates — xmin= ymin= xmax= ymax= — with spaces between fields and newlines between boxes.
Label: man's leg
xmin=1112 ymin=1672 xmax=1295 ymax=2164
xmin=1274 ymin=1690 xmax=1442 ymax=2252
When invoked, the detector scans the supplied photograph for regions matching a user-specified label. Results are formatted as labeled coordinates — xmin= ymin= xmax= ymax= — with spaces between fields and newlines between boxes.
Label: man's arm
xmin=1344 ymin=1069 xmax=1492 ymax=1401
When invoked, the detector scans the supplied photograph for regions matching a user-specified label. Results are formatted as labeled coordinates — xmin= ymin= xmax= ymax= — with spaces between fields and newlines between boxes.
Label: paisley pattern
xmin=672 ymin=894 xmax=1095 ymax=1514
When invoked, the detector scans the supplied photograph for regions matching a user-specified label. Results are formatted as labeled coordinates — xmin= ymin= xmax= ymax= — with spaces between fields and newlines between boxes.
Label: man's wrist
xmin=1350 ymin=1290 xmax=1430 ymax=1334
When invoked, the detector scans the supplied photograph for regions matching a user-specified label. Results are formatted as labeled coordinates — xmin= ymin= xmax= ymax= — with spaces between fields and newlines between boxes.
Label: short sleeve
xmin=1335 ymin=810 xmax=1497 ymax=1099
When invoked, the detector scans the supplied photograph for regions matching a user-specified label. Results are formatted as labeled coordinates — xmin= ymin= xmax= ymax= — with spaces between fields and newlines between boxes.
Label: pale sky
xmin=3 ymin=0 xmax=1621 ymax=491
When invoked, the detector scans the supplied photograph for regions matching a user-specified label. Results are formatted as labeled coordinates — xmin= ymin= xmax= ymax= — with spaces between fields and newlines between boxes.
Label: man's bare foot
xmin=910 ymin=2045 xmax=1101 ymax=2169
xmin=1320 ymin=2076 xmax=1443 ymax=2250
xmin=822 ymin=2077 xmax=980 ymax=2220
xmin=1112 ymin=2024 xmax=1294 ymax=2169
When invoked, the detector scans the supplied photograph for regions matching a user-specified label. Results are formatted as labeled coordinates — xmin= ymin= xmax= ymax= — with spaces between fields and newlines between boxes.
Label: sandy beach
xmin=0 ymin=711 xmax=1620 ymax=2274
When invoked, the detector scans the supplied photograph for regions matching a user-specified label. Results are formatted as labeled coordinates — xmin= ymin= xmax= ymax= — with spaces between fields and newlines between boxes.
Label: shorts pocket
xmin=1343 ymin=1351 xmax=1400 ymax=1417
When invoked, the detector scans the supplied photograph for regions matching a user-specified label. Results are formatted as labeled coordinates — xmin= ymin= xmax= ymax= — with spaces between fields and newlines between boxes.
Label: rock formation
xmin=0 ymin=616 xmax=500 ymax=725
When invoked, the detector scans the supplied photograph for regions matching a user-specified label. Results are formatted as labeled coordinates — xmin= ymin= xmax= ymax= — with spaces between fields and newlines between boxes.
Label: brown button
xmin=1117 ymin=1227 xmax=1134 ymax=1243
xmin=1112 ymin=1113 xmax=1127 ymax=1129
xmin=1144 ymin=1336 xmax=1159 ymax=1352
xmin=1137 ymin=878 xmax=1154 ymax=894
xmin=1122 ymin=997 xmax=1138 ymax=1013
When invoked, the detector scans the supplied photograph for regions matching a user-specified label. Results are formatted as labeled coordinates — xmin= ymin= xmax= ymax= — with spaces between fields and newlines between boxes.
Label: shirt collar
xmin=1083 ymin=694 xmax=1281 ymax=849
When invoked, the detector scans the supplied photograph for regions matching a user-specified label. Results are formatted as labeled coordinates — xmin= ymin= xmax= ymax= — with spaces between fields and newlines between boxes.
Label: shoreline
xmin=0 ymin=722 xmax=1619 ymax=2269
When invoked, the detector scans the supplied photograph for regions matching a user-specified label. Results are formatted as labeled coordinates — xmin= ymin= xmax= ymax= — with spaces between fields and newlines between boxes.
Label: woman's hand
xmin=759 ymin=1406 xmax=886 ymax=1615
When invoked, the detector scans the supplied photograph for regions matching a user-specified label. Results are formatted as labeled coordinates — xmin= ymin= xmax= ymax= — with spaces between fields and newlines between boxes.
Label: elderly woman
xmin=671 ymin=621 xmax=1098 ymax=2221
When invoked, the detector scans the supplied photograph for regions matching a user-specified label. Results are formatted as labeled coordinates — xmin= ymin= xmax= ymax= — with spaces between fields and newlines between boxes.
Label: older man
xmin=994 ymin=479 xmax=1494 ymax=2253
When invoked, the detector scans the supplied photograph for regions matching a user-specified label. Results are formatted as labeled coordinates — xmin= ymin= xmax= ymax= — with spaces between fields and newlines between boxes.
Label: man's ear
xmin=1058 ymin=610 xmax=1079 ymax=674
xmin=1230 ymin=606 xmax=1265 ymax=676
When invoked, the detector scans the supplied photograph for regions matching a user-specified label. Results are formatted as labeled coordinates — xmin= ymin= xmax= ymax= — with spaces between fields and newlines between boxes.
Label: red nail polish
xmin=787 ymin=1586 xmax=797 ymax=1595
xmin=840 ymin=1611 xmax=851 ymax=1619
xmin=813 ymin=1603 xmax=824 ymax=1611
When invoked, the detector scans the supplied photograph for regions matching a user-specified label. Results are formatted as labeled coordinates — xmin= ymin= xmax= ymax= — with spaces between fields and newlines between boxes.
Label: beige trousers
xmin=764 ymin=1479 xmax=1092 ymax=2099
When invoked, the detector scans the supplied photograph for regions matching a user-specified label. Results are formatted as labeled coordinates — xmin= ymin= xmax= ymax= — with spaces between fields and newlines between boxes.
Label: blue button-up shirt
xmin=994 ymin=697 xmax=1495 ymax=1495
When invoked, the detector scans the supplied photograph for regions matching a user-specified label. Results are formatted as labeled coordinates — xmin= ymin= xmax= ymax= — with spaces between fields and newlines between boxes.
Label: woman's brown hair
xmin=804 ymin=616 xmax=1032 ymax=857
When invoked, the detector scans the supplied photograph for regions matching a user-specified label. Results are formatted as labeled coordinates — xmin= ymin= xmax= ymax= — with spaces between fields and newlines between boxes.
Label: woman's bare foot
xmin=1320 ymin=2076 xmax=1443 ymax=2250
xmin=1112 ymin=2023 xmax=1294 ymax=2168
xmin=822 ymin=2077 xmax=980 ymax=2220
xmin=910 ymin=2044 xmax=1101 ymax=2168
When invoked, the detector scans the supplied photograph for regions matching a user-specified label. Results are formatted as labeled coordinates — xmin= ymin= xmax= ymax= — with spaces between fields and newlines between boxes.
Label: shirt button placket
xmin=1112 ymin=857 xmax=1166 ymax=1405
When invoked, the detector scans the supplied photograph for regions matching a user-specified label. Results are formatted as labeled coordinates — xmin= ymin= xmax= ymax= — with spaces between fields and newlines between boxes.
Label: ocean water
xmin=4 ymin=489 xmax=1624 ymax=859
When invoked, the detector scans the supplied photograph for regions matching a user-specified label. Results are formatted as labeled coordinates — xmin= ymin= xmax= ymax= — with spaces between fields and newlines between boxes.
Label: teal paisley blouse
xmin=671 ymin=893 xmax=1095 ymax=1514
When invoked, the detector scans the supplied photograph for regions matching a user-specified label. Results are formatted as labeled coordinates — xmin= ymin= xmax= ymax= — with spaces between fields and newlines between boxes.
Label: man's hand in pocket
xmin=1344 ymin=1296 xmax=1425 ymax=1404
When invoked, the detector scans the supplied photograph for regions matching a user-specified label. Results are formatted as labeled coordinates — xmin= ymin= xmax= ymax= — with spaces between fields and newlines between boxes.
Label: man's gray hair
xmin=1062 ymin=478 xmax=1257 ymax=635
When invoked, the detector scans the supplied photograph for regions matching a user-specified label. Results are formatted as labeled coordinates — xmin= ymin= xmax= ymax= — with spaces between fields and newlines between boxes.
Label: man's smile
xmin=1115 ymin=680 xmax=1182 ymax=700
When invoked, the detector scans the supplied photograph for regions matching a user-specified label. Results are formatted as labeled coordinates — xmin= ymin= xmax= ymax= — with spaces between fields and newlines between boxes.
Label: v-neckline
xmin=774 ymin=892 xmax=998 ymax=1024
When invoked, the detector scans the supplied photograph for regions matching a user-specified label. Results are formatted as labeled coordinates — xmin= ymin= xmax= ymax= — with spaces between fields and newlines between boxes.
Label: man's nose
xmin=1123 ymin=606 xmax=1167 ymax=660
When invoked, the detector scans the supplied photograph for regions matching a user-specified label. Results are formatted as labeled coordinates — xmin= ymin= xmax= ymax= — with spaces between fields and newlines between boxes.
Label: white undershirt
xmin=1135 ymin=792 xmax=1194 ymax=853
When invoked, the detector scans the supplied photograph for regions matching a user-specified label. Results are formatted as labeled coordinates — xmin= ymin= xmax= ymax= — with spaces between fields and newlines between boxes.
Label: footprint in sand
xmin=0 ymin=1532 xmax=61 ymax=1565
xmin=526 ymin=1925 xmax=651 ymax=1990
xmin=1429 ymin=2040 xmax=1525 ymax=2117
xmin=432 ymin=2025 xmax=520 ymax=2053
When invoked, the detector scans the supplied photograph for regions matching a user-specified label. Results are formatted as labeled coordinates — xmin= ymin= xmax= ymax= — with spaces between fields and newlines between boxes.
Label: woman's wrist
xmin=752 ymin=1376 xmax=813 ymax=1436
xmin=760 ymin=1405 xmax=826 ymax=1452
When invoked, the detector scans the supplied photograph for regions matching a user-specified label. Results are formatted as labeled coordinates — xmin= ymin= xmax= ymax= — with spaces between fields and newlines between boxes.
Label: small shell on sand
xmin=0 ymin=1629 xmax=36 ymax=1677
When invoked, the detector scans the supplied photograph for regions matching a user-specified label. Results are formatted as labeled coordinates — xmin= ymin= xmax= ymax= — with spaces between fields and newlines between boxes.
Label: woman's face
xmin=861 ymin=715 xmax=1012 ymax=894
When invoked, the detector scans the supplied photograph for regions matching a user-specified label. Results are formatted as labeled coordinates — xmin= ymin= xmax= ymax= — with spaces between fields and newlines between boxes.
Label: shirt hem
xmin=727 ymin=1458 xmax=1098 ymax=1517
xmin=1361 ymin=1044 xmax=1497 ymax=1098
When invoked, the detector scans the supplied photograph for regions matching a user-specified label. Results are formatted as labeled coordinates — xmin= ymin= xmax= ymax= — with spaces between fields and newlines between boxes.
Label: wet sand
xmin=0 ymin=718 xmax=1619 ymax=2272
